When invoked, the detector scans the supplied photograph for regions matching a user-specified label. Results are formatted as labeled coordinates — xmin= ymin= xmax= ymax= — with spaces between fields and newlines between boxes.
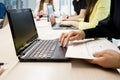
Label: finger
xmin=63 ymin=31 xmax=75 ymax=47
xmin=59 ymin=33 xmax=65 ymax=42
xmin=90 ymin=57 xmax=104 ymax=66
xmin=85 ymin=57 xmax=101 ymax=65
xmin=93 ymin=52 xmax=104 ymax=57
xmin=64 ymin=34 xmax=71 ymax=47
xmin=88 ymin=52 xmax=104 ymax=64
xmin=59 ymin=33 xmax=68 ymax=46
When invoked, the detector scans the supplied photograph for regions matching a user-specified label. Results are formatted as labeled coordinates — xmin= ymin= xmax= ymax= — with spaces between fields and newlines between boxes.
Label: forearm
xmin=118 ymin=54 xmax=120 ymax=68
xmin=66 ymin=16 xmax=81 ymax=21
xmin=70 ymin=21 xmax=79 ymax=27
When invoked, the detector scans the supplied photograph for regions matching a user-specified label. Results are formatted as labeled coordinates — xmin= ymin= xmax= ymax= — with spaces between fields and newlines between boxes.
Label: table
xmin=0 ymin=20 xmax=120 ymax=80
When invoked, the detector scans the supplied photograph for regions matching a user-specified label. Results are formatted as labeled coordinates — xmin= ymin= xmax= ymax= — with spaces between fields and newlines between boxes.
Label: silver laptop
xmin=7 ymin=9 xmax=69 ymax=62
xmin=47 ymin=4 xmax=78 ymax=30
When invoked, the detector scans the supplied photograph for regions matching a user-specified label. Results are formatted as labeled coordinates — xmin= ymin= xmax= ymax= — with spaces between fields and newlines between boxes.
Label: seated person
xmin=0 ymin=3 xmax=6 ymax=28
xmin=60 ymin=0 xmax=111 ymax=30
xmin=0 ymin=3 xmax=6 ymax=22
xmin=33 ymin=0 xmax=56 ymax=20
xmin=62 ymin=0 xmax=87 ymax=21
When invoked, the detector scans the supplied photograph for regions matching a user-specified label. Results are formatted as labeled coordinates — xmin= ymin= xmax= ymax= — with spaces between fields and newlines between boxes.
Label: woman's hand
xmin=37 ymin=10 xmax=44 ymax=17
xmin=87 ymin=49 xmax=120 ymax=68
xmin=59 ymin=30 xmax=85 ymax=47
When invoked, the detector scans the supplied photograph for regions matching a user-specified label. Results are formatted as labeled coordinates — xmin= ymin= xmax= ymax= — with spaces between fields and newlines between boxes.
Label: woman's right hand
xmin=59 ymin=30 xmax=85 ymax=47
xmin=37 ymin=10 xmax=44 ymax=17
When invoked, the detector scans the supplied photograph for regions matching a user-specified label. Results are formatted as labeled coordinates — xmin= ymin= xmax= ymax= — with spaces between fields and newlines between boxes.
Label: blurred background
xmin=0 ymin=0 xmax=75 ymax=15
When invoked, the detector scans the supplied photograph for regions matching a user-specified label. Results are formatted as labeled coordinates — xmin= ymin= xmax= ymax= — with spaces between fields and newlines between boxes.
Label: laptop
xmin=47 ymin=4 xmax=78 ymax=30
xmin=7 ymin=9 xmax=69 ymax=62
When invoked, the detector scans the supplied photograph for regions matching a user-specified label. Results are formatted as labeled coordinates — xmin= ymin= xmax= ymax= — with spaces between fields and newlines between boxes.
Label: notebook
xmin=66 ymin=39 xmax=120 ymax=59
xmin=7 ymin=9 xmax=69 ymax=62
xmin=47 ymin=4 xmax=78 ymax=30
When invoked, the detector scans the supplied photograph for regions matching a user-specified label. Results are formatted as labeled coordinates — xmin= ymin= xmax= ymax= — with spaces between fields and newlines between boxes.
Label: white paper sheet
xmin=66 ymin=39 xmax=120 ymax=59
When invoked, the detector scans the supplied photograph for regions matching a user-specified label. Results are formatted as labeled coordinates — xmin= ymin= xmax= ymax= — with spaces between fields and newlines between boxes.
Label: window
xmin=57 ymin=0 xmax=74 ymax=15
xmin=0 ymin=0 xmax=74 ymax=15
xmin=0 ymin=0 xmax=36 ymax=10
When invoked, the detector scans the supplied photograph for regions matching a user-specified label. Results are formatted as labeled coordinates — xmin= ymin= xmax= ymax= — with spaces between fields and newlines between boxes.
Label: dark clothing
xmin=73 ymin=0 xmax=87 ymax=15
xmin=84 ymin=0 xmax=120 ymax=39
xmin=0 ymin=3 xmax=6 ymax=19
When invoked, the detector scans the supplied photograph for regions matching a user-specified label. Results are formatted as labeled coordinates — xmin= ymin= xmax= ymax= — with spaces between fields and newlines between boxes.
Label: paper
xmin=65 ymin=39 xmax=120 ymax=59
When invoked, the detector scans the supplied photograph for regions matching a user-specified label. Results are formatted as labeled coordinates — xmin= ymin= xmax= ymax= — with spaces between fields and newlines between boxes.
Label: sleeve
xmin=78 ymin=0 xmax=111 ymax=30
xmin=84 ymin=17 xmax=120 ymax=39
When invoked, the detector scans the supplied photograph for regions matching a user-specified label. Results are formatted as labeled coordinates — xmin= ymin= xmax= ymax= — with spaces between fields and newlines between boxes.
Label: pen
xmin=0 ymin=63 xmax=4 ymax=66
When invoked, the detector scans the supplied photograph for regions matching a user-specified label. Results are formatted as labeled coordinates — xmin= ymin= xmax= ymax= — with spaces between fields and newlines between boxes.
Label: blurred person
xmin=60 ymin=0 xmax=110 ymax=30
xmin=0 ymin=3 xmax=6 ymax=28
xmin=33 ymin=0 xmax=54 ymax=20
xmin=0 ymin=3 xmax=6 ymax=21
xmin=62 ymin=0 xmax=87 ymax=21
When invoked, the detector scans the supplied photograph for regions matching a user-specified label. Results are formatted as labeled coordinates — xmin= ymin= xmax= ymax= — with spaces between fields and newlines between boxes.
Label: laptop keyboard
xmin=24 ymin=40 xmax=58 ymax=58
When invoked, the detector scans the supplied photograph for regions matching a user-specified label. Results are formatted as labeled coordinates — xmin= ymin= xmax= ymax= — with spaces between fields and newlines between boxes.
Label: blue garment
xmin=0 ymin=3 xmax=6 ymax=19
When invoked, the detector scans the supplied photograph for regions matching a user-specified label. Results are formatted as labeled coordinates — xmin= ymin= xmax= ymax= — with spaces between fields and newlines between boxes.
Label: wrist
xmin=78 ymin=30 xmax=85 ymax=40
xmin=82 ymin=31 xmax=86 ymax=39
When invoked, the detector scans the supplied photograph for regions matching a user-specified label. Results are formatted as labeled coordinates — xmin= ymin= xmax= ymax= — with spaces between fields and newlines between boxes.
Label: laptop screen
xmin=7 ymin=9 xmax=38 ymax=54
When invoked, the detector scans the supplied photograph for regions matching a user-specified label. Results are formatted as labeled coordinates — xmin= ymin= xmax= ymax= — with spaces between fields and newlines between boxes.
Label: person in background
xmin=62 ymin=0 xmax=87 ymax=21
xmin=60 ymin=0 xmax=110 ymax=30
xmin=33 ymin=0 xmax=54 ymax=19
xmin=59 ymin=0 xmax=120 ymax=69
xmin=0 ymin=3 xmax=6 ymax=28
xmin=0 ymin=3 xmax=6 ymax=22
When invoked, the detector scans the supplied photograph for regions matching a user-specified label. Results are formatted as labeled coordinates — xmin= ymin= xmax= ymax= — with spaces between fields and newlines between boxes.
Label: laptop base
xmin=52 ymin=23 xmax=78 ymax=30
xmin=18 ymin=58 xmax=70 ymax=62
